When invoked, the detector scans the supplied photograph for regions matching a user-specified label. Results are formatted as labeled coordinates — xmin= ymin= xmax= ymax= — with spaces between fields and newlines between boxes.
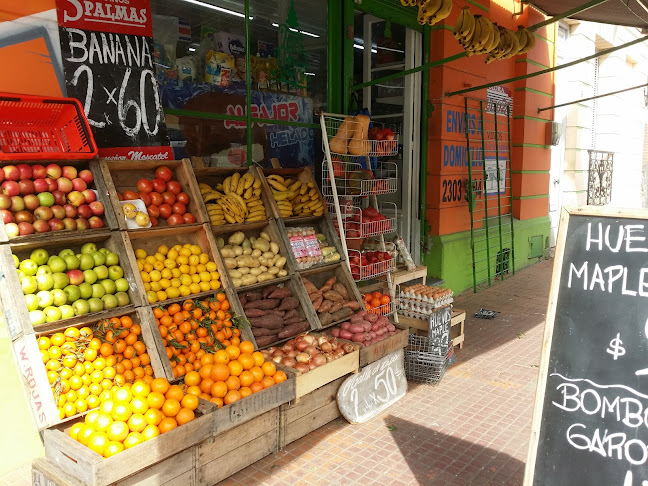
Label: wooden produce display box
xmin=260 ymin=167 xmax=326 ymax=222
xmin=358 ymin=322 xmax=409 ymax=367
xmin=0 ymin=160 xmax=118 ymax=244
xmin=212 ymin=220 xmax=293 ymax=290
xmin=98 ymin=159 xmax=206 ymax=231
xmin=192 ymin=166 xmax=273 ymax=228
xmin=119 ymin=224 xmax=224 ymax=307
xmin=0 ymin=231 xmax=142 ymax=340
xmin=11 ymin=307 xmax=166 ymax=430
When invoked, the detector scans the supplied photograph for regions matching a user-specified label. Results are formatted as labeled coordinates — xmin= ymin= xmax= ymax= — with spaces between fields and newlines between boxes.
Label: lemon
xmin=150 ymin=270 xmax=161 ymax=282
xmin=206 ymin=262 xmax=217 ymax=272
xmin=210 ymin=280 xmax=221 ymax=290
xmin=135 ymin=249 xmax=147 ymax=259
xmin=172 ymin=244 xmax=182 ymax=252
xmin=189 ymin=266 xmax=197 ymax=275
xmin=199 ymin=271 xmax=211 ymax=283
xmin=180 ymin=274 xmax=192 ymax=286
xmin=196 ymin=264 xmax=207 ymax=274
xmin=191 ymin=274 xmax=201 ymax=284
xmin=179 ymin=248 xmax=192 ymax=257
xmin=190 ymin=245 xmax=201 ymax=256
xmin=159 ymin=278 xmax=171 ymax=289
xmin=199 ymin=253 xmax=209 ymax=264
xmin=146 ymin=291 xmax=158 ymax=303
xmin=177 ymin=255 xmax=189 ymax=266
xmin=145 ymin=255 xmax=156 ymax=265
xmin=167 ymin=249 xmax=179 ymax=260
xmin=189 ymin=283 xmax=201 ymax=294
xmin=199 ymin=281 xmax=211 ymax=292
xmin=164 ymin=259 xmax=176 ymax=269
xmin=140 ymin=272 xmax=151 ymax=283
xmin=171 ymin=268 xmax=181 ymax=278
xmin=154 ymin=252 xmax=164 ymax=262
xmin=144 ymin=283 xmax=151 ymax=291
xmin=179 ymin=264 xmax=190 ymax=275
xmin=188 ymin=255 xmax=200 ymax=266
xmin=150 ymin=282 xmax=161 ymax=292
xmin=143 ymin=263 xmax=154 ymax=273
xmin=137 ymin=260 xmax=144 ymax=271
xmin=157 ymin=245 xmax=169 ymax=256
xmin=171 ymin=278 xmax=181 ymax=288
xmin=210 ymin=271 xmax=220 ymax=281
xmin=166 ymin=287 xmax=180 ymax=299
xmin=156 ymin=290 xmax=167 ymax=302
xmin=179 ymin=285 xmax=191 ymax=296
xmin=161 ymin=268 xmax=172 ymax=280
xmin=153 ymin=261 xmax=165 ymax=271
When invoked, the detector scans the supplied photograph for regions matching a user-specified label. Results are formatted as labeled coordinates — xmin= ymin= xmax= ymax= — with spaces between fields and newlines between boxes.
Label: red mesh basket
xmin=0 ymin=93 xmax=98 ymax=160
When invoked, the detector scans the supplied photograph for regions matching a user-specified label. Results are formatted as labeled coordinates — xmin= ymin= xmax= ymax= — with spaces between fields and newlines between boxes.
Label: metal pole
xmin=478 ymin=100 xmax=492 ymax=287
xmin=527 ymin=0 xmax=610 ymax=31
xmin=538 ymin=82 xmax=648 ymax=112
xmin=445 ymin=34 xmax=648 ymax=98
xmin=245 ymin=0 xmax=252 ymax=166
xmin=506 ymin=104 xmax=515 ymax=276
xmin=465 ymin=97 xmax=478 ymax=292
xmin=493 ymin=104 xmax=505 ymax=281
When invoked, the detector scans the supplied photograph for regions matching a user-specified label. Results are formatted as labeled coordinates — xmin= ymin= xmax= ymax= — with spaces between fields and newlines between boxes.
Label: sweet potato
xmin=332 ymin=283 xmax=348 ymax=299
xmin=255 ymin=335 xmax=277 ymax=347
xmin=342 ymin=301 xmax=360 ymax=310
xmin=252 ymin=327 xmax=278 ymax=337
xmin=278 ymin=297 xmax=299 ymax=311
xmin=243 ymin=291 xmax=263 ymax=301
xmin=284 ymin=316 xmax=306 ymax=326
xmin=319 ymin=283 xmax=333 ymax=293
xmin=325 ymin=276 xmax=337 ymax=287
xmin=249 ymin=315 xmax=285 ymax=329
xmin=269 ymin=309 xmax=286 ymax=317
xmin=319 ymin=312 xmax=333 ymax=326
xmin=312 ymin=296 xmax=324 ymax=311
xmin=245 ymin=309 xmax=268 ymax=317
xmin=309 ymin=290 xmax=323 ymax=303
xmin=330 ymin=308 xmax=352 ymax=322
xmin=239 ymin=295 xmax=247 ymax=307
xmin=278 ymin=322 xmax=310 ymax=339
xmin=318 ymin=300 xmax=333 ymax=314
xmin=302 ymin=278 xmax=317 ymax=294
xmin=284 ymin=309 xmax=299 ymax=320
xmin=245 ymin=299 xmax=280 ymax=310
xmin=329 ymin=301 xmax=343 ymax=313
xmin=263 ymin=285 xmax=279 ymax=298
xmin=268 ymin=287 xmax=293 ymax=299
xmin=323 ymin=290 xmax=343 ymax=302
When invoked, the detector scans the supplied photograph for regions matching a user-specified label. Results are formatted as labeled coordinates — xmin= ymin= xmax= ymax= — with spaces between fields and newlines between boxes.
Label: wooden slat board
xmin=359 ymin=322 xmax=409 ymax=367
xmin=292 ymin=346 xmax=359 ymax=399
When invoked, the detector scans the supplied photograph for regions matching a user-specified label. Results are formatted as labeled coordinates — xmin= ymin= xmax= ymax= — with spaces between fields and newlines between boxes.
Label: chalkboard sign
xmin=525 ymin=207 xmax=648 ymax=486
xmin=337 ymin=349 xmax=407 ymax=424
xmin=429 ymin=306 xmax=451 ymax=349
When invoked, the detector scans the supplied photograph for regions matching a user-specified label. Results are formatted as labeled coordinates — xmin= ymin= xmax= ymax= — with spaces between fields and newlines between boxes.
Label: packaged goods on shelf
xmin=398 ymin=284 xmax=454 ymax=319
xmin=393 ymin=235 xmax=416 ymax=271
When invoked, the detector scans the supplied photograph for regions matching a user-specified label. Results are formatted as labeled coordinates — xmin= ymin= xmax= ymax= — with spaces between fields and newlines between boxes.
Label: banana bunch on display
xmin=267 ymin=175 xmax=325 ymax=218
xmin=199 ymin=172 xmax=266 ymax=226
xmin=417 ymin=0 xmax=452 ymax=26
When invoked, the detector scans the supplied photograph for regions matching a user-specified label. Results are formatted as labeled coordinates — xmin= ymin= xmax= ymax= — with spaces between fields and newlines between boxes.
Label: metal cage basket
xmin=404 ymin=334 xmax=451 ymax=385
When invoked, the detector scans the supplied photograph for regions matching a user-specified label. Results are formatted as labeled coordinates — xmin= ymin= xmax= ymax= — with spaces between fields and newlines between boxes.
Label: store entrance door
xmin=353 ymin=12 xmax=422 ymax=262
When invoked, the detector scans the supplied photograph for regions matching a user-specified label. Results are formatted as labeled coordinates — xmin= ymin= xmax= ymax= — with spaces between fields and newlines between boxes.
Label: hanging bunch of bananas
xmin=267 ymin=175 xmax=325 ymax=218
xmin=484 ymin=25 xmax=535 ymax=63
xmin=199 ymin=172 xmax=266 ymax=226
xmin=417 ymin=0 xmax=452 ymax=26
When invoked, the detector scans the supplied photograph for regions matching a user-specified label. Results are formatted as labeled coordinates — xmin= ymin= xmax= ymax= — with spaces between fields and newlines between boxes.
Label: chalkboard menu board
xmin=525 ymin=207 xmax=648 ymax=486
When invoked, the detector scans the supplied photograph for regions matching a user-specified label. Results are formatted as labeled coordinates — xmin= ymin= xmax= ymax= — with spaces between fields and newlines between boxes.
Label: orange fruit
xmin=225 ymin=375 xmax=240 ymax=391
xmin=69 ymin=422 xmax=84 ymax=440
xmin=261 ymin=376 xmax=275 ymax=389
xmin=107 ymin=421 xmax=129 ymax=442
xmin=141 ymin=424 xmax=160 ymax=441
xmin=176 ymin=408 xmax=195 ymax=425
xmin=131 ymin=381 xmax=151 ymax=398
xmin=214 ymin=350 xmax=230 ymax=365
xmin=103 ymin=441 xmax=124 ymax=458
xmin=200 ymin=353 xmax=214 ymax=366
xmin=123 ymin=431 xmax=142 ymax=449
xmin=261 ymin=362 xmax=276 ymax=377
xmin=186 ymin=385 xmax=202 ymax=397
xmin=224 ymin=390 xmax=241 ymax=405
xmin=88 ymin=431 xmax=110 ymax=456
xmin=210 ymin=363 xmax=229 ymax=382
xmin=180 ymin=394 xmax=199 ymax=411
xmin=227 ymin=360 xmax=243 ymax=377
xmin=239 ymin=386 xmax=252 ymax=398
xmin=165 ymin=385 xmax=184 ymax=402
xmin=209 ymin=397 xmax=224 ymax=408
xmin=94 ymin=411 xmax=113 ymax=432
xmin=130 ymin=396 xmax=149 ymax=415
xmin=144 ymin=408 xmax=164 ymax=426
xmin=250 ymin=366 xmax=264 ymax=383
xmin=199 ymin=378 xmax=214 ymax=395
xmin=250 ymin=382 xmax=264 ymax=394
xmin=252 ymin=352 xmax=265 ymax=367
xmin=184 ymin=371 xmax=201 ymax=387
xmin=150 ymin=377 xmax=170 ymax=395
xmin=273 ymin=370 xmax=288 ymax=384
xmin=111 ymin=403 xmax=133 ymax=422
xmin=210 ymin=381 xmax=228 ymax=399
xmin=147 ymin=392 xmax=165 ymax=410
xmin=225 ymin=345 xmax=240 ymax=360
xmin=112 ymin=387 xmax=133 ymax=404
xmin=127 ymin=413 xmax=147 ymax=433
xmin=239 ymin=371 xmax=255 ymax=388
xmin=158 ymin=417 xmax=178 ymax=434
xmin=162 ymin=399 xmax=181 ymax=417
xmin=77 ymin=424 xmax=95 ymax=446
xmin=239 ymin=341 xmax=254 ymax=355
xmin=237 ymin=353 xmax=254 ymax=371
xmin=198 ymin=364 xmax=213 ymax=380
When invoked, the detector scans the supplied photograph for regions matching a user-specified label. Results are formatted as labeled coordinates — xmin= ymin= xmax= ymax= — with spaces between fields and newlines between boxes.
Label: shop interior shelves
xmin=348 ymin=248 xmax=396 ymax=281
xmin=98 ymin=159 xmax=206 ymax=231
xmin=327 ymin=200 xmax=397 ymax=239
xmin=322 ymin=115 xmax=399 ymax=158
xmin=322 ymin=159 xmax=398 ymax=198
xmin=259 ymin=167 xmax=326 ymax=222
xmin=0 ymin=231 xmax=142 ymax=341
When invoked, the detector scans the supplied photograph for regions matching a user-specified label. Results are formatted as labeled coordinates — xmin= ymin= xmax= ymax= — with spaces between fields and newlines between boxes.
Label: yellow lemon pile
xmin=135 ymin=244 xmax=221 ymax=303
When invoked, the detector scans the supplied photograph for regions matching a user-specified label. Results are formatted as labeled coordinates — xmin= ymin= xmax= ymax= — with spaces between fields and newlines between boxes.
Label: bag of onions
xmin=260 ymin=333 xmax=356 ymax=373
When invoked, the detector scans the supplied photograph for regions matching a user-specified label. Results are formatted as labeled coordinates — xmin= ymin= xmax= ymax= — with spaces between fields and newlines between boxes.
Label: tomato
xmin=147 ymin=205 xmax=160 ymax=219
xmin=150 ymin=192 xmax=163 ymax=206
xmin=139 ymin=192 xmax=151 ymax=206
xmin=150 ymin=216 xmax=158 ymax=227
xmin=117 ymin=193 xmax=124 ymax=201
xmin=152 ymin=178 xmax=166 ymax=193
xmin=332 ymin=161 xmax=344 ymax=178
xmin=166 ymin=181 xmax=181 ymax=195
xmin=183 ymin=213 xmax=196 ymax=224
xmin=176 ymin=192 xmax=190 ymax=205
xmin=155 ymin=166 xmax=173 ymax=183
xmin=162 ymin=191 xmax=176 ymax=206
xmin=159 ymin=204 xmax=172 ymax=219
xmin=172 ymin=202 xmax=186 ymax=215
xmin=122 ymin=190 xmax=139 ymax=201
xmin=136 ymin=179 xmax=153 ymax=194
xmin=167 ymin=214 xmax=184 ymax=225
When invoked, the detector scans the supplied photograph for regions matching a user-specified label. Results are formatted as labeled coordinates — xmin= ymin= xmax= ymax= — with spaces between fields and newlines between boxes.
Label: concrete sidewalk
xmin=223 ymin=259 xmax=553 ymax=486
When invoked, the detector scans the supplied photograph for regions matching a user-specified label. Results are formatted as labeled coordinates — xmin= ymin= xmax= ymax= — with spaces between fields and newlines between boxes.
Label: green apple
xmin=51 ymin=288 xmax=67 ymax=307
xmin=16 ymin=270 xmax=25 ymax=278
xmin=91 ymin=251 xmax=106 ymax=267
xmin=20 ymin=276 xmax=37 ymax=295
xmin=36 ymin=274 xmax=54 ymax=291
xmin=52 ymin=272 xmax=70 ymax=289
xmin=19 ymin=259 xmax=38 ymax=276
xmin=81 ymin=243 xmax=97 ymax=254
xmin=12 ymin=254 xmax=19 ymax=268
xmin=72 ymin=299 xmax=90 ymax=316
xmin=105 ymin=252 xmax=119 ymax=266
xmin=37 ymin=192 xmax=54 ymax=207
xmin=115 ymin=292 xmax=130 ymax=307
xmin=94 ymin=265 xmax=109 ymax=280
xmin=36 ymin=290 xmax=54 ymax=308
xmin=99 ymin=248 xmax=109 ymax=255
xmin=59 ymin=305 xmax=75 ymax=319
xmin=24 ymin=294 xmax=39 ymax=311
xmin=88 ymin=297 xmax=104 ymax=313
xmin=78 ymin=282 xmax=92 ymax=299
xmin=30 ymin=249 xmax=49 ymax=266
xmin=83 ymin=269 xmax=97 ymax=285
xmin=48 ymin=256 xmax=67 ymax=273
xmin=64 ymin=255 xmax=80 ymax=270
xmin=29 ymin=310 xmax=46 ymax=325
xmin=64 ymin=285 xmax=81 ymax=303
xmin=36 ymin=265 xmax=52 ymax=276
xmin=100 ymin=279 xmax=116 ymax=295
xmin=58 ymin=249 xmax=75 ymax=259
xmin=102 ymin=294 xmax=118 ymax=310
xmin=44 ymin=306 xmax=62 ymax=323
xmin=114 ymin=278 xmax=129 ymax=292
xmin=108 ymin=265 xmax=124 ymax=281
xmin=91 ymin=283 xmax=105 ymax=299
xmin=79 ymin=254 xmax=95 ymax=271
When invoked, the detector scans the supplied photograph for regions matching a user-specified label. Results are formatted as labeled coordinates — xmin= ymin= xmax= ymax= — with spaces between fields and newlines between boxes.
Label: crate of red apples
xmin=348 ymin=249 xmax=395 ymax=281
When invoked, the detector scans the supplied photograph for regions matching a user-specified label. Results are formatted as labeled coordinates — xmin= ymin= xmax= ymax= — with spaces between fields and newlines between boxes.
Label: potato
xmin=217 ymin=237 xmax=225 ymax=249
xmin=260 ymin=231 xmax=271 ymax=241
xmin=249 ymin=267 xmax=263 ymax=276
xmin=239 ymin=267 xmax=250 ymax=275
xmin=258 ymin=257 xmax=267 ymax=266
xmin=243 ymin=247 xmax=252 ymax=255
xmin=253 ymin=238 xmax=270 ymax=252
xmin=262 ymin=251 xmax=274 ymax=260
xmin=230 ymin=269 xmax=243 ymax=279
xmin=228 ymin=231 xmax=245 ymax=246
xmin=250 ymin=237 xmax=257 ymax=246
xmin=233 ymin=246 xmax=243 ymax=256
xmin=269 ymin=254 xmax=280 ymax=266
xmin=257 ymin=272 xmax=275 ymax=282
xmin=241 ymin=238 xmax=251 ymax=249
xmin=224 ymin=258 xmax=237 ymax=270
xmin=236 ymin=255 xmax=260 ymax=268
xmin=268 ymin=266 xmax=280 ymax=275
xmin=278 ymin=269 xmax=288 ymax=277
xmin=270 ymin=242 xmax=279 ymax=255
xmin=220 ymin=248 xmax=235 ymax=258
xmin=232 ymin=278 xmax=243 ymax=287
xmin=241 ymin=274 xmax=258 ymax=286
xmin=275 ymin=256 xmax=287 ymax=269
xmin=251 ymin=249 xmax=262 ymax=258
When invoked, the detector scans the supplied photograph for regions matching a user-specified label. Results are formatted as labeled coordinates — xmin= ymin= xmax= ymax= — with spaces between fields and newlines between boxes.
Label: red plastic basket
xmin=0 ymin=93 xmax=98 ymax=161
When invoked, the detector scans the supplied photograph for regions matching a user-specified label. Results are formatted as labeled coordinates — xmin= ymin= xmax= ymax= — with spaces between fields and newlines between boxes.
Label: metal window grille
xmin=587 ymin=150 xmax=614 ymax=206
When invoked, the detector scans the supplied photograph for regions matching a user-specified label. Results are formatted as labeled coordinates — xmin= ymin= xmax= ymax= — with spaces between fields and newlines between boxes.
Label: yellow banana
xmin=268 ymin=179 xmax=288 ymax=191
xmin=453 ymin=7 xmax=474 ymax=40
xmin=417 ymin=0 xmax=441 ymax=25
xmin=246 ymin=215 xmax=265 ymax=222
xmin=428 ymin=0 xmax=452 ymax=25
xmin=243 ymin=187 xmax=254 ymax=200
xmin=253 ymin=179 xmax=261 ymax=189
xmin=222 ymin=177 xmax=231 ymax=194
xmin=199 ymin=183 xmax=212 ymax=195
xmin=224 ymin=214 xmax=237 ymax=224
xmin=273 ymin=191 xmax=292 ymax=201
xmin=230 ymin=172 xmax=241 ymax=190
xmin=517 ymin=27 xmax=535 ymax=54
xmin=242 ymin=173 xmax=254 ymax=189
xmin=267 ymin=174 xmax=285 ymax=184
xmin=235 ymin=178 xmax=245 ymax=195
xmin=216 ymin=183 xmax=224 ymax=192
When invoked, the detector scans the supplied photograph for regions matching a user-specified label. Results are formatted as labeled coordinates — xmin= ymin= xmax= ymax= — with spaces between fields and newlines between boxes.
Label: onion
xmin=323 ymin=353 xmax=334 ymax=362
xmin=266 ymin=347 xmax=277 ymax=354
xmin=286 ymin=339 xmax=296 ymax=347
xmin=294 ymin=363 xmax=309 ymax=373
xmin=309 ymin=362 xmax=318 ymax=370
xmin=304 ymin=345 xmax=318 ymax=356
xmin=281 ymin=357 xmax=297 ymax=367
xmin=272 ymin=355 xmax=283 ymax=363
xmin=296 ymin=341 xmax=310 ymax=352
xmin=342 ymin=343 xmax=355 ymax=354
xmin=317 ymin=336 xmax=329 ymax=346
xmin=312 ymin=354 xmax=327 ymax=367
xmin=320 ymin=341 xmax=332 ymax=353
xmin=295 ymin=352 xmax=310 ymax=363
xmin=282 ymin=343 xmax=295 ymax=353
xmin=301 ymin=334 xmax=315 ymax=345
xmin=272 ymin=349 xmax=285 ymax=358
xmin=333 ymin=349 xmax=345 ymax=358
xmin=287 ymin=350 xmax=299 ymax=358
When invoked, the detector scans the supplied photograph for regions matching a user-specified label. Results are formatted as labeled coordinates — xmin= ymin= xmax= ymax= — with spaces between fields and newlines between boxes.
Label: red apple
xmin=0 ymin=209 xmax=12 ymax=224
xmin=17 ymin=164 xmax=33 ymax=180
xmin=45 ymin=178 xmax=58 ymax=192
xmin=77 ymin=204 xmax=92 ymax=220
xmin=61 ymin=166 xmax=77 ymax=180
xmin=167 ymin=214 xmax=184 ymax=225
xmin=33 ymin=219 xmax=50 ymax=233
xmin=33 ymin=179 xmax=49 ymax=193
xmin=63 ymin=204 xmax=78 ymax=219
xmin=2 ymin=166 xmax=20 ymax=181
xmin=34 ymin=206 xmax=54 ymax=221
xmin=18 ymin=222 xmax=34 ymax=235
xmin=10 ymin=196 xmax=24 ymax=212
xmin=183 ymin=213 xmax=196 ymax=224
xmin=67 ymin=269 xmax=84 ymax=285
xmin=78 ymin=170 xmax=93 ymax=184
xmin=88 ymin=216 xmax=104 ymax=229
xmin=67 ymin=191 xmax=85 ymax=207
xmin=0 ymin=194 xmax=10 ymax=210
xmin=76 ymin=218 xmax=89 ymax=231
xmin=32 ymin=165 xmax=46 ymax=179
xmin=23 ymin=194 xmax=39 ymax=211
xmin=57 ymin=177 xmax=73 ymax=193
xmin=52 ymin=191 xmax=67 ymax=206
xmin=152 ymin=179 xmax=166 ymax=193
xmin=18 ymin=179 xmax=35 ymax=195
xmin=89 ymin=201 xmax=104 ymax=216
xmin=48 ymin=219 xmax=65 ymax=231
xmin=81 ymin=189 xmax=96 ymax=203
xmin=71 ymin=178 xmax=87 ymax=191
xmin=45 ymin=164 xmax=62 ymax=180
xmin=14 ymin=210 xmax=34 ymax=224
xmin=136 ymin=179 xmax=153 ymax=194
xmin=51 ymin=205 xmax=65 ymax=220
xmin=0 ymin=170 xmax=4 ymax=184
xmin=62 ymin=218 xmax=77 ymax=230
xmin=2 ymin=181 xmax=20 ymax=197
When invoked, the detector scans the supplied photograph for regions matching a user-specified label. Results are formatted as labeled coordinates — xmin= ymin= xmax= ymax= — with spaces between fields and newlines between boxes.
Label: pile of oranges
xmin=135 ymin=243 xmax=221 ymax=304
xmin=153 ymin=294 xmax=237 ymax=378
xmin=39 ymin=316 xmax=154 ymax=419
xmin=68 ymin=377 xmax=196 ymax=458
xmin=362 ymin=290 xmax=392 ymax=315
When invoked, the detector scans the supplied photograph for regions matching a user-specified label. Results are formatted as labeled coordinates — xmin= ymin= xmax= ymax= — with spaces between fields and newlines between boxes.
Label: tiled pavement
xmin=221 ymin=259 xmax=553 ymax=486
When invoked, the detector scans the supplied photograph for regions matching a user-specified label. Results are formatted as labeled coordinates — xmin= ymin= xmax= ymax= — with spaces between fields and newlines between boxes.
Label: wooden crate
xmin=276 ymin=214 xmax=346 ymax=272
xmin=290 ymin=345 xmax=359 ymax=399
xmin=451 ymin=309 xmax=465 ymax=349
xmin=192 ymin=166 xmax=274 ymax=229
xmin=0 ymin=160 xmax=118 ymax=244
xmin=98 ymin=159 xmax=205 ymax=231
xmin=119 ymin=224 xmax=224 ymax=306
xmin=260 ymin=167 xmax=326 ymax=222
xmin=211 ymin=220 xmax=294 ymax=290
xmin=230 ymin=275 xmax=319 ymax=350
xmin=299 ymin=263 xmax=364 ymax=329
xmin=358 ymin=322 xmax=409 ymax=367
xmin=0 ymin=231 xmax=142 ymax=340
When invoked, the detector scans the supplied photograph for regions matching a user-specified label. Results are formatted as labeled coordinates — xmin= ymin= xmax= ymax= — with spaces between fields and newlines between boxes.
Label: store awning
xmin=528 ymin=0 xmax=648 ymax=29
